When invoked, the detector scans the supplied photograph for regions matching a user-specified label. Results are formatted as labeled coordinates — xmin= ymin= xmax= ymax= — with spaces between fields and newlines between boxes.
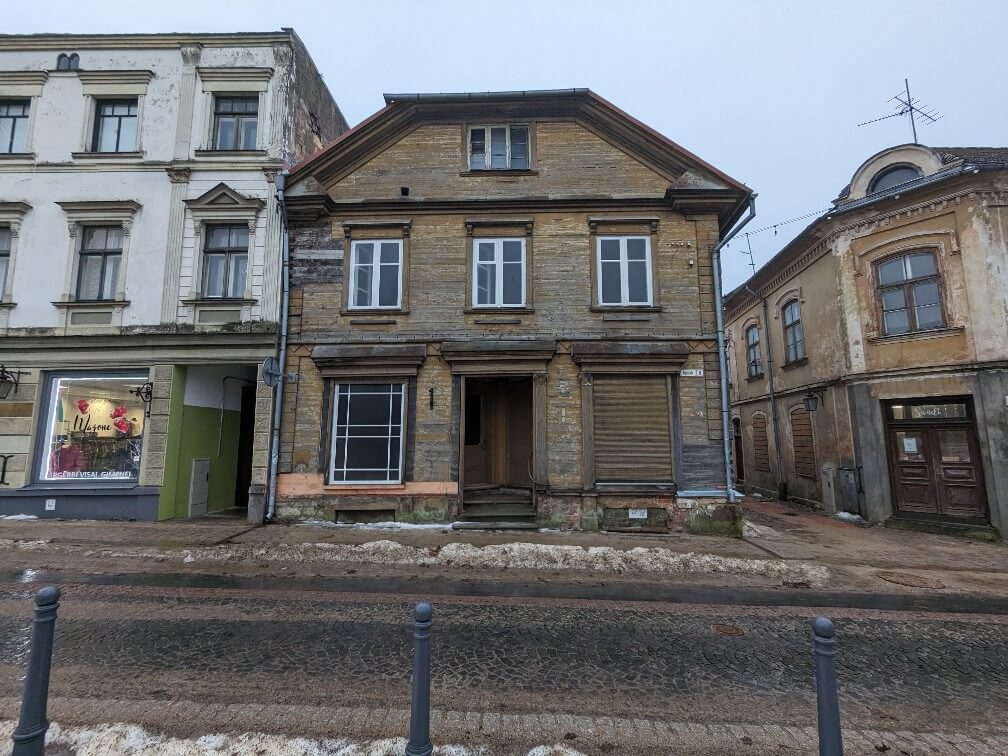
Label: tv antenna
xmin=857 ymin=78 xmax=942 ymax=144
xmin=742 ymin=233 xmax=756 ymax=275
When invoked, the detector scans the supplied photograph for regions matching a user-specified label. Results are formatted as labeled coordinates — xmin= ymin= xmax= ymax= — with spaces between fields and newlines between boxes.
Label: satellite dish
xmin=261 ymin=356 xmax=283 ymax=387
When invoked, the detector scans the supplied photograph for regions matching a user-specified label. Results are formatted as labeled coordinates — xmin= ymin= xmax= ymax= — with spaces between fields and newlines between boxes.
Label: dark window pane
xmin=599 ymin=239 xmax=620 ymax=261
xmin=502 ymin=261 xmax=522 ymax=305
xmin=627 ymin=259 xmax=648 ymax=303
xmin=379 ymin=242 xmax=399 ymax=264
xmin=377 ymin=264 xmax=399 ymax=306
xmin=909 ymin=252 xmax=936 ymax=278
xmin=0 ymin=228 xmax=10 ymax=251
xmin=337 ymin=394 xmax=348 ymax=424
xmin=490 ymin=127 xmax=507 ymax=169
xmin=626 ymin=238 xmax=647 ymax=261
xmin=878 ymin=258 xmax=906 ymax=285
xmin=502 ymin=240 xmax=522 ymax=263
xmin=388 ymin=436 xmax=401 ymax=469
xmin=600 ymin=260 xmax=621 ymax=304
xmin=345 ymin=437 xmax=390 ymax=469
xmin=465 ymin=395 xmax=481 ymax=445
xmin=915 ymin=303 xmax=943 ymax=330
xmin=912 ymin=280 xmax=940 ymax=307
xmin=347 ymin=392 xmax=392 ymax=425
xmin=881 ymin=287 xmax=906 ymax=311
xmin=869 ymin=165 xmax=921 ymax=193
xmin=509 ymin=126 xmax=529 ymax=169
xmin=884 ymin=309 xmax=910 ymax=334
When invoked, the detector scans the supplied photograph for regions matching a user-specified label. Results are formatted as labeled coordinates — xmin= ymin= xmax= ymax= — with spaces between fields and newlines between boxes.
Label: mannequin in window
xmin=49 ymin=436 xmax=84 ymax=476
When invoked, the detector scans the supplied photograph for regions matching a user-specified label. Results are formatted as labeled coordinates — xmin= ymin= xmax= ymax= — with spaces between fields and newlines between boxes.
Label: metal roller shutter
xmin=593 ymin=376 xmax=673 ymax=482
xmin=790 ymin=407 xmax=816 ymax=478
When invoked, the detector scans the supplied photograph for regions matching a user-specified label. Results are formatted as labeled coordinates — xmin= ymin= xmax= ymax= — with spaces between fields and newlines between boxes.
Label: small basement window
xmin=469 ymin=125 xmax=529 ymax=170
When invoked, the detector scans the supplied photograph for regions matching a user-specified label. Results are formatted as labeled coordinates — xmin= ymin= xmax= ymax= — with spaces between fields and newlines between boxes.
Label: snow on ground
xmin=0 ymin=514 xmax=37 ymax=520
xmin=0 ymin=720 xmax=587 ymax=756
xmin=834 ymin=512 xmax=866 ymax=524
xmin=742 ymin=520 xmax=777 ymax=539
xmin=298 ymin=519 xmax=459 ymax=531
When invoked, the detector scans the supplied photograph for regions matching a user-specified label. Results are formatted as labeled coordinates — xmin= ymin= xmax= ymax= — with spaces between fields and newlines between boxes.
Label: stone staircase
xmin=452 ymin=487 xmax=538 ymax=530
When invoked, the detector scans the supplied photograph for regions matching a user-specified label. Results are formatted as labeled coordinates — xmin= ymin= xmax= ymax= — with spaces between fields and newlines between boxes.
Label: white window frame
xmin=348 ymin=239 xmax=403 ymax=310
xmin=596 ymin=236 xmax=653 ymax=306
xmin=471 ymin=237 xmax=526 ymax=308
xmin=328 ymin=382 xmax=407 ymax=485
xmin=468 ymin=124 xmax=530 ymax=170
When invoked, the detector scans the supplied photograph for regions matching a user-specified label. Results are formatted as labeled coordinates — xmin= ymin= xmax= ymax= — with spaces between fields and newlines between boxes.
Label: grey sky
xmin=8 ymin=0 xmax=1006 ymax=289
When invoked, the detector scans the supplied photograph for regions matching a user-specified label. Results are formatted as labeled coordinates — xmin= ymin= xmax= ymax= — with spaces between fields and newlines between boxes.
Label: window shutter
xmin=790 ymin=407 xmax=816 ymax=478
xmin=753 ymin=414 xmax=770 ymax=471
xmin=592 ymin=376 xmax=673 ymax=482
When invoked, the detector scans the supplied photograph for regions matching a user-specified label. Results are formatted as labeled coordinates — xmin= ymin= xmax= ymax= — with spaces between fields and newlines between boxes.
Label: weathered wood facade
xmin=278 ymin=89 xmax=750 ymax=530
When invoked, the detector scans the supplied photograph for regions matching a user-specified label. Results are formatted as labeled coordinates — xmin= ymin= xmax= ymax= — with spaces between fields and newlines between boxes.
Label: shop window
xmin=329 ymin=382 xmax=405 ymax=484
xmin=213 ymin=95 xmax=258 ymax=151
xmin=597 ymin=236 xmax=652 ymax=306
xmin=39 ymin=374 xmax=147 ymax=482
xmin=472 ymin=237 xmax=525 ymax=307
xmin=349 ymin=239 xmax=402 ymax=309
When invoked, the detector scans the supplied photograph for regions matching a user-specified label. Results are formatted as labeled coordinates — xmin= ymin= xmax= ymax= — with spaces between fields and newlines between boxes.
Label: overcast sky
xmin=8 ymin=0 xmax=1006 ymax=290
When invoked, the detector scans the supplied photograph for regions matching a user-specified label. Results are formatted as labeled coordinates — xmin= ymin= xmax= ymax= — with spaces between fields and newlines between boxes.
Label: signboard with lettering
xmin=680 ymin=369 xmax=705 ymax=377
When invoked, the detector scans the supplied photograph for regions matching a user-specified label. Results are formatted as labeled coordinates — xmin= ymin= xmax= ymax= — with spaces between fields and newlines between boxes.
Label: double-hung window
xmin=202 ymin=224 xmax=249 ymax=299
xmin=329 ymin=382 xmax=405 ymax=484
xmin=213 ymin=96 xmax=258 ymax=151
xmin=876 ymin=251 xmax=945 ymax=335
xmin=745 ymin=325 xmax=762 ymax=377
xmin=0 ymin=227 xmax=10 ymax=294
xmin=76 ymin=226 xmax=123 ymax=301
xmin=469 ymin=125 xmax=529 ymax=170
xmin=0 ymin=100 xmax=30 ymax=153
xmin=597 ymin=236 xmax=652 ymax=306
xmin=92 ymin=99 xmax=138 ymax=152
xmin=782 ymin=300 xmax=805 ymax=363
xmin=349 ymin=240 xmax=402 ymax=309
xmin=472 ymin=238 xmax=525 ymax=307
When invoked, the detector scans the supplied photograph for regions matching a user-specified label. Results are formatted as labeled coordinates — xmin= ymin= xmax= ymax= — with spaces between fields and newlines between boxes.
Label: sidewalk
xmin=0 ymin=497 xmax=1005 ymax=600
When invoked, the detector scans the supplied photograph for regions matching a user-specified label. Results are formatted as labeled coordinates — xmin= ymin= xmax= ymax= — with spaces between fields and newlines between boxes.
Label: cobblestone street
xmin=2 ymin=573 xmax=1008 ymax=753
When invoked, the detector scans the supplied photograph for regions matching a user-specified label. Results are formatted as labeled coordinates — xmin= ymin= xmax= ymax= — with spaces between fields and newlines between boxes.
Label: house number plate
xmin=628 ymin=508 xmax=648 ymax=519
xmin=681 ymin=369 xmax=704 ymax=377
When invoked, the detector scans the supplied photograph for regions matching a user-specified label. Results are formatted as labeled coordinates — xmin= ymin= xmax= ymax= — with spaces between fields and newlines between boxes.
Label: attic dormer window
xmin=869 ymin=164 xmax=922 ymax=194
xmin=56 ymin=53 xmax=80 ymax=71
xmin=469 ymin=125 xmax=529 ymax=170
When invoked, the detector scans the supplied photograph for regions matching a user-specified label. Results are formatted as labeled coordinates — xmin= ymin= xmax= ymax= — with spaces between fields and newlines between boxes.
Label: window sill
xmin=746 ymin=373 xmax=765 ymax=383
xmin=193 ymin=149 xmax=268 ymax=158
xmin=182 ymin=297 xmax=258 ymax=306
xmin=781 ymin=357 xmax=809 ymax=371
xmin=0 ymin=152 xmax=36 ymax=161
xmin=459 ymin=169 xmax=538 ymax=177
xmin=341 ymin=308 xmax=409 ymax=317
xmin=590 ymin=304 xmax=661 ymax=313
xmin=71 ymin=151 xmax=144 ymax=160
xmin=52 ymin=299 xmax=130 ymax=309
xmin=869 ymin=325 xmax=963 ymax=344
xmin=464 ymin=307 xmax=534 ymax=314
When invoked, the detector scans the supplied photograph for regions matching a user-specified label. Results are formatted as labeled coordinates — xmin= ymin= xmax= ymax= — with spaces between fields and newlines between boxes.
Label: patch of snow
xmin=742 ymin=520 xmax=777 ymax=539
xmin=18 ymin=568 xmax=40 ymax=584
xmin=834 ymin=512 xmax=865 ymax=524
xmin=298 ymin=519 xmax=456 ymax=531
xmin=0 ymin=514 xmax=38 ymax=520
xmin=0 ymin=720 xmax=523 ymax=755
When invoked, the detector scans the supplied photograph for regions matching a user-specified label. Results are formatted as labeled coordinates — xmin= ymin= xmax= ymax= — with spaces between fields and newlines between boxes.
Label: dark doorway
xmin=884 ymin=397 xmax=988 ymax=523
xmin=732 ymin=417 xmax=745 ymax=482
xmin=463 ymin=376 xmax=533 ymax=500
xmin=233 ymin=384 xmax=256 ymax=509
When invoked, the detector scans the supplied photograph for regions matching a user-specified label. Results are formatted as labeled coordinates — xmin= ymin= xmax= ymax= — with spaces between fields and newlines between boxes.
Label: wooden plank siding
xmin=592 ymin=376 xmax=673 ymax=482
xmin=753 ymin=413 xmax=770 ymax=472
xmin=790 ymin=406 xmax=816 ymax=479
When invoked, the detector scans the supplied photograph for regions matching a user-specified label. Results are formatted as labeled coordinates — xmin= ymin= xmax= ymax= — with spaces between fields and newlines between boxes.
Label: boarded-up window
xmin=593 ymin=376 xmax=673 ymax=482
xmin=790 ymin=406 xmax=816 ymax=478
xmin=752 ymin=413 xmax=770 ymax=471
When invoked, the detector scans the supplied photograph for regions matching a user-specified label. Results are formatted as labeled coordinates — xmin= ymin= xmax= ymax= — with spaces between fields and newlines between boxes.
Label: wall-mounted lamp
xmin=130 ymin=381 xmax=154 ymax=417
xmin=0 ymin=365 xmax=24 ymax=399
xmin=802 ymin=388 xmax=826 ymax=412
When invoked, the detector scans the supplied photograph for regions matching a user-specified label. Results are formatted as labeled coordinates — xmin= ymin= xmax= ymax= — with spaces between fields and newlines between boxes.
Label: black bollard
xmin=811 ymin=616 xmax=843 ymax=756
xmin=12 ymin=585 xmax=61 ymax=756
xmin=405 ymin=601 xmax=433 ymax=756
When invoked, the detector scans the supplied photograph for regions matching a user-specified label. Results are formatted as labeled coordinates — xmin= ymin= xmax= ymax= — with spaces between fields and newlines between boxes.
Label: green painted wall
xmin=157 ymin=366 xmax=187 ymax=521
xmin=169 ymin=404 xmax=242 ymax=518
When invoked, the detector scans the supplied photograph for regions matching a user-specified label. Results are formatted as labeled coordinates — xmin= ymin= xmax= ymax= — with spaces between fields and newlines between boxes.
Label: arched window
xmin=875 ymin=250 xmax=945 ymax=335
xmin=745 ymin=325 xmax=762 ymax=378
xmin=869 ymin=164 xmax=921 ymax=194
xmin=782 ymin=300 xmax=805 ymax=363
xmin=55 ymin=53 xmax=79 ymax=71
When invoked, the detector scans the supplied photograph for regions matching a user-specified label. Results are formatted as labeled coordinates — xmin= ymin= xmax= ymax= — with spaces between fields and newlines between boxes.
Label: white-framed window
xmin=202 ymin=224 xmax=249 ymax=299
xmin=468 ymin=125 xmax=529 ymax=170
xmin=329 ymin=382 xmax=406 ymax=484
xmin=76 ymin=226 xmax=124 ymax=301
xmin=91 ymin=99 xmax=138 ymax=152
xmin=0 ymin=100 xmax=30 ymax=153
xmin=349 ymin=239 xmax=403 ymax=309
xmin=597 ymin=236 xmax=652 ymax=306
xmin=472 ymin=237 xmax=525 ymax=307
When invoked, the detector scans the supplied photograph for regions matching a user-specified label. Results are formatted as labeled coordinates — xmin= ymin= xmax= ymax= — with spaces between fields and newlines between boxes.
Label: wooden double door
xmin=886 ymin=398 xmax=988 ymax=522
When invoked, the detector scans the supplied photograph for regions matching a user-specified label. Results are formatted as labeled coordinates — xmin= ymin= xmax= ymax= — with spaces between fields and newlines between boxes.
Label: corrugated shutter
xmin=790 ymin=407 xmax=816 ymax=478
xmin=593 ymin=376 xmax=673 ymax=482
xmin=753 ymin=414 xmax=770 ymax=471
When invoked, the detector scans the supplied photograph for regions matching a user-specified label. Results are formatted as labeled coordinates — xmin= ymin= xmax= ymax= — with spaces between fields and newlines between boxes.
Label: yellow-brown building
xmin=725 ymin=144 xmax=1008 ymax=540
xmin=275 ymin=89 xmax=752 ymax=531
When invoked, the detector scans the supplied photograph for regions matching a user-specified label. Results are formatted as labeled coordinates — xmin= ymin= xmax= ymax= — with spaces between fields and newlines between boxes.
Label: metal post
xmin=12 ymin=585 xmax=60 ymax=756
xmin=811 ymin=617 xmax=843 ymax=756
xmin=405 ymin=601 xmax=433 ymax=756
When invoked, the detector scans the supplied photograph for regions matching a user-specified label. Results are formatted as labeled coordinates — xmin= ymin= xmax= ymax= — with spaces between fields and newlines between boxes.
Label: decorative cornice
xmin=0 ymin=70 xmax=48 ymax=86
xmin=0 ymin=201 xmax=32 ymax=216
xmin=180 ymin=45 xmax=202 ymax=66
xmin=0 ymin=33 xmax=294 ymax=51
xmin=184 ymin=182 xmax=265 ymax=211
xmin=465 ymin=217 xmax=533 ymax=236
xmin=166 ymin=168 xmax=191 ymax=184
xmin=196 ymin=66 xmax=273 ymax=83
xmin=341 ymin=218 xmax=412 ymax=239
xmin=77 ymin=69 xmax=154 ymax=86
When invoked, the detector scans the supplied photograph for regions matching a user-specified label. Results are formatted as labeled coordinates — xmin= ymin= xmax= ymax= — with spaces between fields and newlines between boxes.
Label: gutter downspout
xmin=266 ymin=171 xmax=291 ymax=522
xmin=711 ymin=194 xmax=756 ymax=504
xmin=744 ymin=285 xmax=785 ymax=500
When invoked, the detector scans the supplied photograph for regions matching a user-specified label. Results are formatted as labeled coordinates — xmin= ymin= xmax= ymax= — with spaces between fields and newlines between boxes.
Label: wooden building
xmin=276 ymin=89 xmax=751 ymax=531
xmin=725 ymin=144 xmax=1008 ymax=540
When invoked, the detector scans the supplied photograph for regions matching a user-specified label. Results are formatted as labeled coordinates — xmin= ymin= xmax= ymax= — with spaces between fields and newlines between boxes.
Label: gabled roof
xmin=287 ymin=89 xmax=751 ymax=216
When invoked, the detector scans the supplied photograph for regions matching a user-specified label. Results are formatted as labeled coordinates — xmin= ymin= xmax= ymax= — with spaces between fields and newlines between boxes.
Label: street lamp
xmin=802 ymin=389 xmax=824 ymax=412
xmin=0 ymin=365 xmax=22 ymax=399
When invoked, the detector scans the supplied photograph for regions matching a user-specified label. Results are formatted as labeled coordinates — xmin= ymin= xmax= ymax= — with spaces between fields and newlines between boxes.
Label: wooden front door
xmin=886 ymin=398 xmax=988 ymax=522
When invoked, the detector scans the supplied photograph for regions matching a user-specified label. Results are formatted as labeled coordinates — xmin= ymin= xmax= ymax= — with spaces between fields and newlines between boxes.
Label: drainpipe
xmin=745 ymin=284 xmax=786 ymax=500
xmin=711 ymin=194 xmax=757 ymax=504
xmin=266 ymin=171 xmax=291 ymax=522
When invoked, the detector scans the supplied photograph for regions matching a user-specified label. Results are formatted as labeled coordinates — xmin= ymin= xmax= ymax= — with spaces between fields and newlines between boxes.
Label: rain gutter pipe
xmin=266 ymin=171 xmax=291 ymax=522
xmin=743 ymin=283 xmax=785 ymax=499
xmin=711 ymin=193 xmax=756 ymax=504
